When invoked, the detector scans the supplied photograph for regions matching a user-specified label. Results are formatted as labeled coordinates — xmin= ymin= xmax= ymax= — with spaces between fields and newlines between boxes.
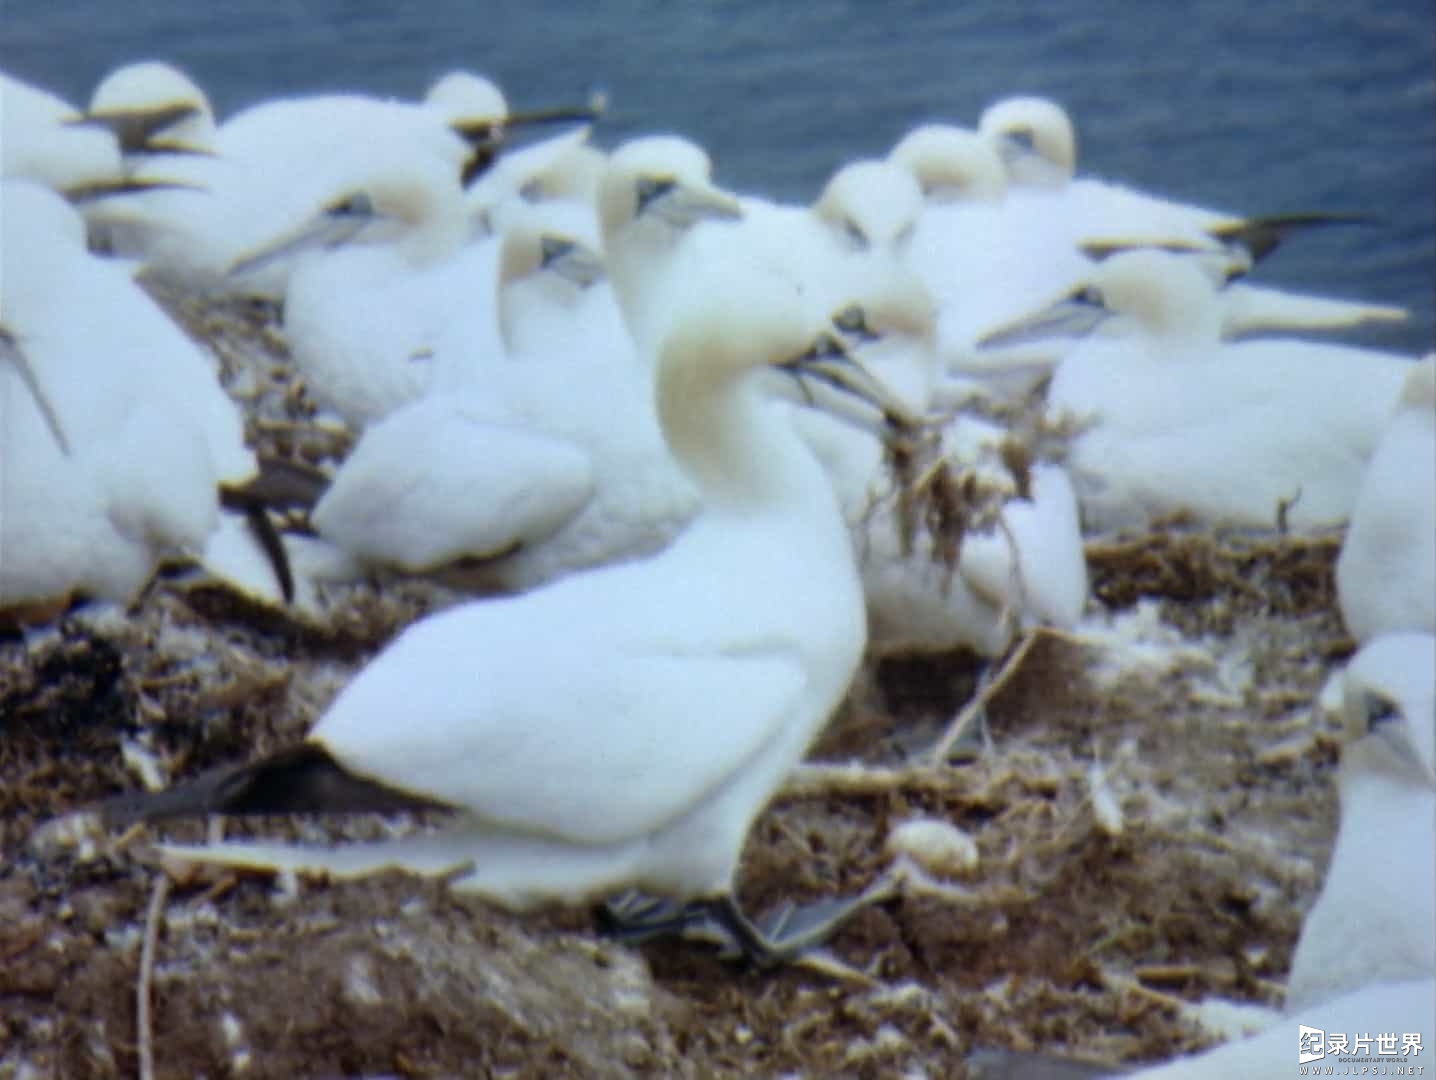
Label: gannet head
xmin=978 ymin=96 xmax=1077 ymax=188
xmin=83 ymin=61 xmax=215 ymax=154
xmin=889 ymin=124 xmax=1007 ymax=204
xmin=425 ymin=70 xmax=509 ymax=126
xmin=828 ymin=264 xmax=938 ymax=414
xmin=1397 ymin=354 xmax=1436 ymax=413
xmin=657 ymin=268 xmax=916 ymax=499
xmin=230 ymin=153 xmax=467 ymax=276
xmin=598 ymin=135 xmax=742 ymax=249
xmin=499 ymin=202 xmax=606 ymax=291
xmin=978 ymin=249 xmax=1222 ymax=351
xmin=523 ymin=142 xmax=607 ymax=204
xmin=813 ymin=159 xmax=922 ymax=254
xmin=1340 ymin=634 xmax=1436 ymax=791
xmin=830 ymin=266 xmax=937 ymax=352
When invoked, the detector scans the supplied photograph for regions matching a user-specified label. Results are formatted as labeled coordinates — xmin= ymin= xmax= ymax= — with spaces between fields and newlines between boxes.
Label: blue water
xmin=4 ymin=1 xmax=1432 ymax=351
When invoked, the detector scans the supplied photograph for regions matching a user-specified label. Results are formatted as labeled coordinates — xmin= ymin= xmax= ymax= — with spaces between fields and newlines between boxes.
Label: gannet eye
xmin=1006 ymin=126 xmax=1037 ymax=152
xmin=1077 ymin=285 xmax=1105 ymax=307
xmin=326 ymin=192 xmax=374 ymax=218
xmin=635 ymin=176 xmax=676 ymax=214
xmin=842 ymin=219 xmax=868 ymax=251
xmin=1364 ymin=693 xmax=1400 ymax=733
xmin=832 ymin=304 xmax=869 ymax=336
xmin=540 ymin=235 xmax=574 ymax=265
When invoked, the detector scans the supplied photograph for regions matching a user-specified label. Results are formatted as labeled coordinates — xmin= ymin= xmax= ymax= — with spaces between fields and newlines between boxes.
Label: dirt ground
xmin=0 ymin=287 xmax=1356 ymax=1078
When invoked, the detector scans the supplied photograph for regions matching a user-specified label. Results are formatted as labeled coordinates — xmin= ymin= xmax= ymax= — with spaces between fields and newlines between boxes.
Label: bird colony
xmin=1 ymin=61 xmax=1432 ymax=1076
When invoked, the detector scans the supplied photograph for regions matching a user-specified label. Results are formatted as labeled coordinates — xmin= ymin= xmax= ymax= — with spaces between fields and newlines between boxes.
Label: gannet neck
xmin=495 ymin=215 xmax=601 ymax=354
xmin=889 ymin=124 xmax=1008 ymax=204
xmin=978 ymin=95 xmax=1077 ymax=187
xmin=1398 ymin=354 xmax=1436 ymax=412
xmin=656 ymin=283 xmax=835 ymax=514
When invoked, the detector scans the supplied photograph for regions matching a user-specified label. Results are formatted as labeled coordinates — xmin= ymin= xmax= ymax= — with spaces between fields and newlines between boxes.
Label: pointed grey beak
xmin=539 ymin=235 xmax=606 ymax=288
xmin=1 ymin=327 xmax=70 ymax=456
xmin=977 ymin=289 xmax=1111 ymax=350
xmin=66 ymin=102 xmax=201 ymax=153
xmin=229 ymin=194 xmax=381 ymax=277
xmin=778 ymin=332 xmax=923 ymax=433
xmin=637 ymin=176 xmax=743 ymax=228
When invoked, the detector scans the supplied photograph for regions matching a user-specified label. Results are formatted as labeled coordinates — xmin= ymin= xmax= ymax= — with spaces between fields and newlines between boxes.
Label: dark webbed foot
xmin=593 ymin=891 xmax=727 ymax=946
xmin=596 ymin=882 xmax=890 ymax=968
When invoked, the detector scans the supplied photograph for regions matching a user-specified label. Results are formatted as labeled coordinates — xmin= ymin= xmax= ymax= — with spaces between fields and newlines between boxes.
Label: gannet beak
xmin=539 ymin=235 xmax=606 ymax=287
xmin=0 ymin=327 xmax=71 ymax=456
xmin=976 ymin=288 xmax=1110 ymax=350
xmin=65 ymin=102 xmax=201 ymax=153
xmin=126 ymin=138 xmax=218 ymax=158
xmin=229 ymin=193 xmax=381 ymax=277
xmin=465 ymin=125 xmax=591 ymax=202
xmin=637 ymin=176 xmax=743 ymax=228
xmin=448 ymin=93 xmax=607 ymax=146
xmin=61 ymin=176 xmax=208 ymax=204
xmin=779 ymin=332 xmax=923 ymax=432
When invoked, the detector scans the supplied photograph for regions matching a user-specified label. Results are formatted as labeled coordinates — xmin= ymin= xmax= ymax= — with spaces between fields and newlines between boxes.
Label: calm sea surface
xmin=4 ymin=1 xmax=1432 ymax=351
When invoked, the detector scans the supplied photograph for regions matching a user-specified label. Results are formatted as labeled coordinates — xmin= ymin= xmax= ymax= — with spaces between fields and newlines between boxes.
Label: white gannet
xmin=1336 ymin=356 xmax=1436 ymax=642
xmin=894 ymin=122 xmax=1406 ymax=398
xmin=972 ymin=634 xmax=1436 ymax=1077
xmin=1285 ymin=632 xmax=1436 ymax=1014
xmin=105 ymin=267 xmax=913 ymax=964
xmin=795 ymin=265 xmax=1087 ymax=656
xmin=97 ymin=69 xmax=511 ymax=299
xmin=242 ymin=146 xmax=481 ymax=429
xmin=0 ymin=70 xmax=132 ymax=197
xmin=1 ymin=179 xmax=255 ymax=613
xmin=983 ymin=250 xmax=1414 ymax=532
xmin=311 ymin=194 xmax=695 ymax=592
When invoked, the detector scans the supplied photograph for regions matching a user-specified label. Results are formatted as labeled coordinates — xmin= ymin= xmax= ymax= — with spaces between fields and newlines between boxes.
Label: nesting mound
xmin=0 ymin=285 xmax=1352 ymax=1077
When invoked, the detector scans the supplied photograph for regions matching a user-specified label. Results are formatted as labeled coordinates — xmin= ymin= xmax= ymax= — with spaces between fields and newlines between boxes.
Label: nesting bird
xmin=103 ymin=266 xmax=915 ymax=963
xmin=1336 ymin=356 xmax=1436 ymax=642
xmin=984 ymin=249 xmax=1415 ymax=531
xmin=0 ymin=179 xmax=258 ymax=619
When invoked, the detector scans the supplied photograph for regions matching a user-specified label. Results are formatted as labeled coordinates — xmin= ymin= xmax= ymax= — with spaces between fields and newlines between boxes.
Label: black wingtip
xmin=240 ymin=503 xmax=295 ymax=604
xmin=1209 ymin=211 xmax=1379 ymax=263
xmin=98 ymin=744 xmax=458 ymax=825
